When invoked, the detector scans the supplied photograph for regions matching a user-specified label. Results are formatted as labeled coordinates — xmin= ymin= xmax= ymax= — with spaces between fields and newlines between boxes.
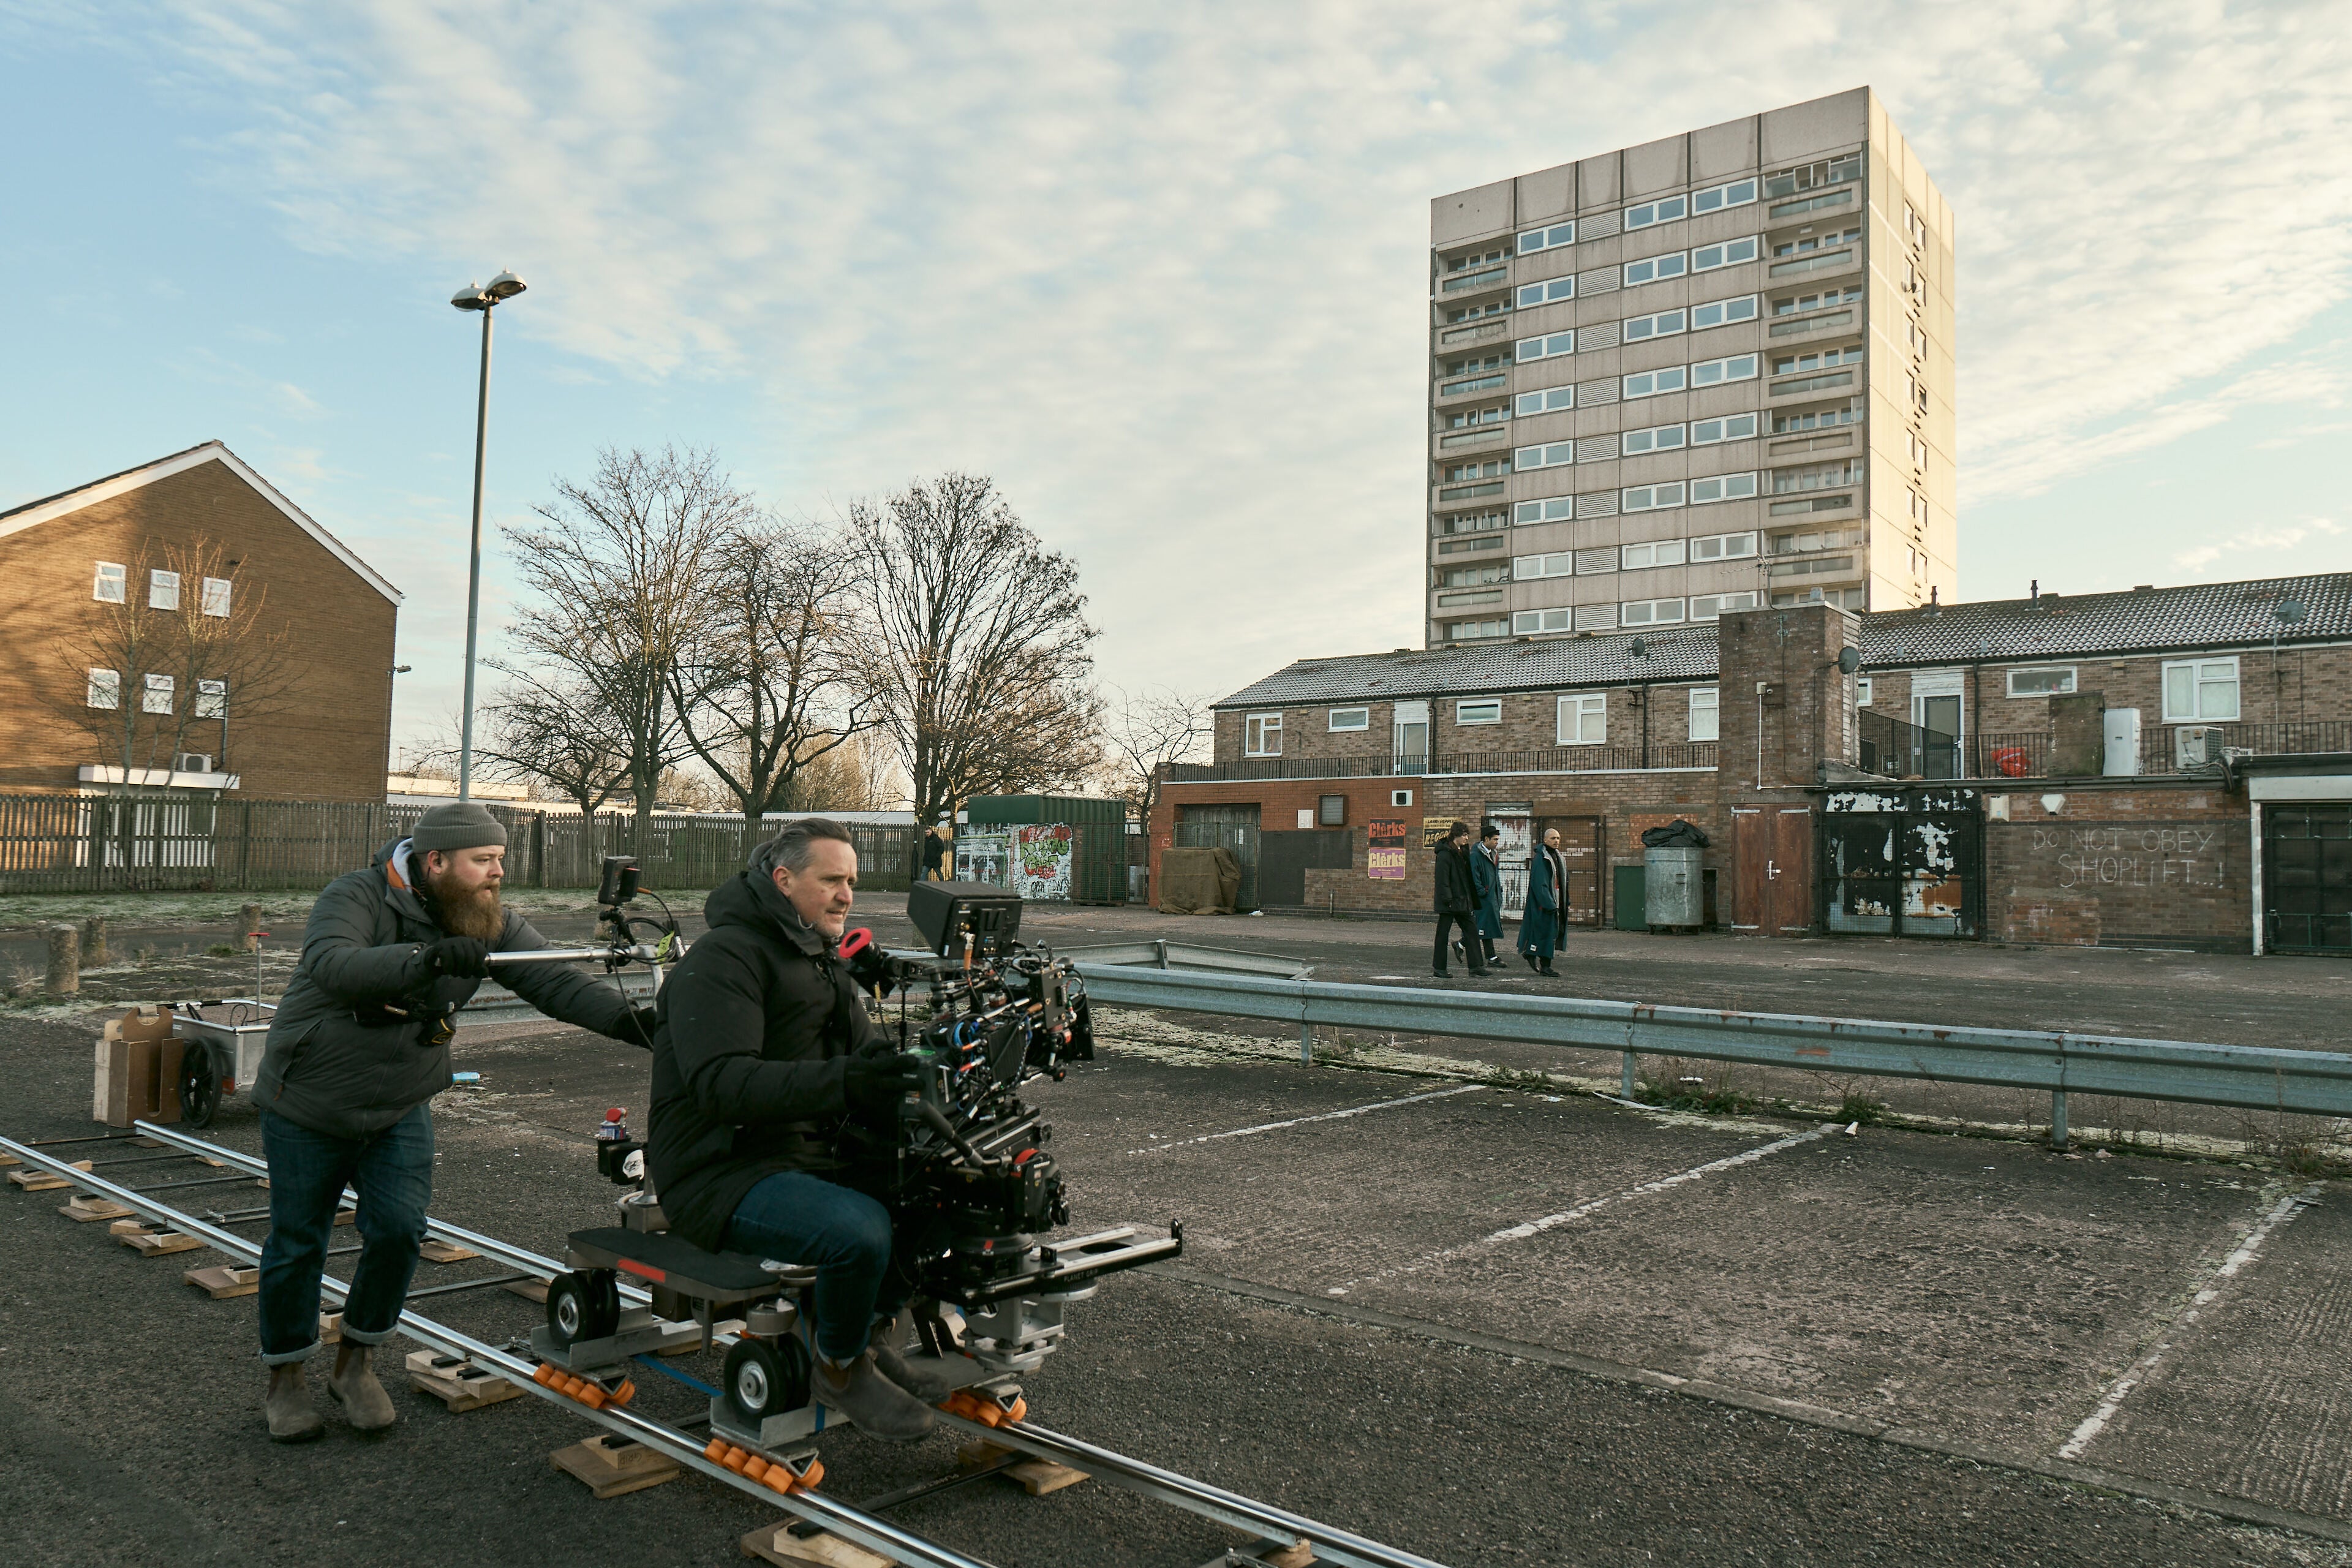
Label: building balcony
xmin=1765 ymin=246 xmax=1858 ymax=280
xmin=1768 ymin=307 xmax=1855 ymax=338
xmin=1438 ymin=319 xmax=1512 ymax=347
xmin=1768 ymin=368 xmax=1858 ymax=398
xmin=1436 ymin=265 xmax=1510 ymax=296
xmin=1437 ymin=374 xmax=1509 ymax=401
xmin=1434 ymin=480 xmax=1507 ymax=503
xmin=1434 ymin=426 xmax=1509 ymax=455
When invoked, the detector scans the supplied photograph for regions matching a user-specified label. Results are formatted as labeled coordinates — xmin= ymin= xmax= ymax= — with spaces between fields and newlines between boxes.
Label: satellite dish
xmin=1837 ymin=646 xmax=1861 ymax=674
xmin=2275 ymin=599 xmax=2308 ymax=626
xmin=1628 ymin=638 xmax=1647 ymax=658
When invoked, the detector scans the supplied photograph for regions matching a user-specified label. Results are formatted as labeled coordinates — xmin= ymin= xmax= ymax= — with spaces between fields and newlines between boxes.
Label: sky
xmin=3 ymin=0 xmax=2350 ymax=774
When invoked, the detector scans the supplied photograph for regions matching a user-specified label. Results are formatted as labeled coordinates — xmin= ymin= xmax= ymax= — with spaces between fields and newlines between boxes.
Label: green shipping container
xmin=961 ymin=795 xmax=1131 ymax=904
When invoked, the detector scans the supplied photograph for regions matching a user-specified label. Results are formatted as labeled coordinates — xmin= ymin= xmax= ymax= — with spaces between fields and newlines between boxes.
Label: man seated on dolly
xmin=252 ymin=801 xmax=658 ymax=1443
xmin=646 ymin=817 xmax=973 ymax=1442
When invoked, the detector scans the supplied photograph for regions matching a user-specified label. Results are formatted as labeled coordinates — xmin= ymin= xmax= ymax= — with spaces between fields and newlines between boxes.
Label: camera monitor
xmin=908 ymin=880 xmax=1023 ymax=958
xmin=597 ymin=855 xmax=641 ymax=907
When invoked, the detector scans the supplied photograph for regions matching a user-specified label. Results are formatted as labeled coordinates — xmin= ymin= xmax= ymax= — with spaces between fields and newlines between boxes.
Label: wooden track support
xmin=551 ymin=1431 xmax=680 ymax=1498
xmin=407 ymin=1350 xmax=526 ymax=1412
xmin=740 ymin=1521 xmax=895 ymax=1568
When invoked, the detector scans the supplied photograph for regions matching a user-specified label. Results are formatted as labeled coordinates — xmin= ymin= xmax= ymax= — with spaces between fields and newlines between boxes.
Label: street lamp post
xmin=450 ymin=271 xmax=528 ymax=801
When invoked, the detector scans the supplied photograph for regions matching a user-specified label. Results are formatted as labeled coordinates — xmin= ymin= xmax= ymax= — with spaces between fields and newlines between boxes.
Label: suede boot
xmin=265 ymin=1361 xmax=325 ymax=1444
xmin=813 ymin=1349 xmax=935 ymax=1442
xmin=328 ymin=1343 xmax=397 ymax=1431
xmin=871 ymin=1337 xmax=974 ymax=1403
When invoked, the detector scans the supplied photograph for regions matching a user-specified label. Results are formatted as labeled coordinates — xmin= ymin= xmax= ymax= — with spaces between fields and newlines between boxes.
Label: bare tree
xmin=784 ymin=730 xmax=901 ymax=813
xmin=472 ymin=679 xmax=633 ymax=816
xmin=848 ymin=475 xmax=1101 ymax=826
xmin=495 ymin=446 xmax=749 ymax=850
xmin=1099 ymin=685 xmax=1215 ymax=821
xmin=666 ymin=518 xmax=876 ymax=833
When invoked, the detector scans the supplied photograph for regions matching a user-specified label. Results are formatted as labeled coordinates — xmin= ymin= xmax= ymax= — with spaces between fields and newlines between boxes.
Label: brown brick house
xmin=0 ymin=442 xmax=401 ymax=802
xmin=1158 ymin=575 xmax=2352 ymax=954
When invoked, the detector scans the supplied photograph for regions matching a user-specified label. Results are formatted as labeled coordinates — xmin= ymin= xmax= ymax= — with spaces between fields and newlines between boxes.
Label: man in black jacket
xmin=647 ymin=818 xmax=959 ymax=1442
xmin=1431 ymin=820 xmax=1487 ymax=978
xmin=253 ymin=801 xmax=655 ymax=1443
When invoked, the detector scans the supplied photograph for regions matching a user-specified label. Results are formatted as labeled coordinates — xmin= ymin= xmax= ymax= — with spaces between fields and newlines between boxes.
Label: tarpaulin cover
xmin=1639 ymin=818 xmax=1711 ymax=848
xmin=1157 ymin=847 xmax=1241 ymax=914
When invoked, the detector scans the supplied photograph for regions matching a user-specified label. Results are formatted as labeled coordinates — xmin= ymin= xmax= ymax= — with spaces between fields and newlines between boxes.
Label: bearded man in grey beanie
xmin=251 ymin=801 xmax=657 ymax=1443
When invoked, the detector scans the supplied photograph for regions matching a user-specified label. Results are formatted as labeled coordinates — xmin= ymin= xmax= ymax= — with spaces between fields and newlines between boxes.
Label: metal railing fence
xmin=1165 ymin=742 xmax=1716 ymax=785
xmin=1071 ymin=963 xmax=2352 ymax=1145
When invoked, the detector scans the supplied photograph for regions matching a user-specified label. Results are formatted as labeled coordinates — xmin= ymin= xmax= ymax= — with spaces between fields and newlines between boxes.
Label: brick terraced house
xmin=1154 ymin=575 xmax=2352 ymax=956
xmin=0 ymin=442 xmax=402 ymax=803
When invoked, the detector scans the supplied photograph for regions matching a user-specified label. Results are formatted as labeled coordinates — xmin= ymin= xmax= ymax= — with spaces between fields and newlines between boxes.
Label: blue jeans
xmin=725 ymin=1170 xmax=905 ymax=1365
xmin=257 ymin=1104 xmax=434 ymax=1365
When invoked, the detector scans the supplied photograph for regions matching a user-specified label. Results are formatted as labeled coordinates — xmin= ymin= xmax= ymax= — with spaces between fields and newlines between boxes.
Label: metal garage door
xmin=2265 ymin=804 xmax=2352 ymax=954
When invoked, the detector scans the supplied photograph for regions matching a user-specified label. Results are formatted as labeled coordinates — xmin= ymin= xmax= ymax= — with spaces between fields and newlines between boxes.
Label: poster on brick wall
xmin=1368 ymin=820 xmax=1408 ymax=880
xmin=1011 ymin=823 xmax=1074 ymax=901
xmin=956 ymin=832 xmax=1011 ymax=886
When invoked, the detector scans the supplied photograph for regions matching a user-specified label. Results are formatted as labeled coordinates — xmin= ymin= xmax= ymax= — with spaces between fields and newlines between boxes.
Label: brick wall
xmin=1210 ymin=680 xmax=1719 ymax=766
xmin=1984 ymin=782 xmax=2250 ymax=952
xmin=1867 ymin=646 xmax=2352 ymax=746
xmin=0 ymin=458 xmax=399 ymax=802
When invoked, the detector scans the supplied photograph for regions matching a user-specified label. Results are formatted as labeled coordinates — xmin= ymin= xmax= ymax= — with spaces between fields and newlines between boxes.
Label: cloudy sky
xmin=4 ymin=1 xmax=2350 ymax=769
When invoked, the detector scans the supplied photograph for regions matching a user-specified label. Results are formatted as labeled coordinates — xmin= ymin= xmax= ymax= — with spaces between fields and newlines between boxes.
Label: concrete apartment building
xmin=1427 ymin=86 xmax=1954 ymax=646
xmin=0 ymin=442 xmax=401 ymax=803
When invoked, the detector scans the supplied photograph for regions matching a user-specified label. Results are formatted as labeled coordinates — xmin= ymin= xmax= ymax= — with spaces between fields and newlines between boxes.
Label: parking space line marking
xmin=2056 ymin=1181 xmax=2322 ymax=1462
xmin=1327 ymin=1125 xmax=1828 ymax=1294
xmin=1126 ymin=1085 xmax=1485 ymax=1155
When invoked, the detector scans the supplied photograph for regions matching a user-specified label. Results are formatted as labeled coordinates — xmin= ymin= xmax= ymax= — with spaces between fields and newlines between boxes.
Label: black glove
xmin=842 ymin=1052 xmax=922 ymax=1125
xmin=621 ymin=1005 xmax=660 ymax=1049
xmin=422 ymin=937 xmax=491 ymax=979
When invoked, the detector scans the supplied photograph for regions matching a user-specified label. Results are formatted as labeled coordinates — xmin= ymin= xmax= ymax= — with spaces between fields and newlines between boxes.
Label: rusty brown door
xmin=1772 ymin=806 xmax=1815 ymax=933
xmin=1538 ymin=815 xmax=1605 ymax=926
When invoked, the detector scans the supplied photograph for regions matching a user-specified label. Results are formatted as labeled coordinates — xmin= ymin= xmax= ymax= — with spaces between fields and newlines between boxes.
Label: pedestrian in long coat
xmin=1431 ymin=823 xmax=1487 ymax=978
xmin=1468 ymin=821 xmax=1505 ymax=966
xmin=1518 ymin=827 xmax=1565 ymax=975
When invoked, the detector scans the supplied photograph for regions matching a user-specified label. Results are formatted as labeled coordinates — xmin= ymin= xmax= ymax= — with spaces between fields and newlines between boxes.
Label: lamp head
xmin=450 ymin=282 xmax=492 ymax=312
xmin=484 ymin=271 xmax=528 ymax=301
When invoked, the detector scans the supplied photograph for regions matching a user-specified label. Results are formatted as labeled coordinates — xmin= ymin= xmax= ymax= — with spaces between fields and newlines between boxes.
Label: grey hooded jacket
xmin=254 ymin=837 xmax=642 ymax=1139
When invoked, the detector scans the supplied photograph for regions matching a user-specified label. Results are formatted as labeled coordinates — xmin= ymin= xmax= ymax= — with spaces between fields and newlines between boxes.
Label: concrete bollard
xmin=241 ymin=903 xmax=263 ymax=953
xmin=46 ymin=924 xmax=80 ymax=995
xmin=81 ymin=916 xmax=107 ymax=968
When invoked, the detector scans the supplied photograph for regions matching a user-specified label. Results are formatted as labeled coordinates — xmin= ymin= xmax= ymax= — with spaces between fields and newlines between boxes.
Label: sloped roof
xmin=0 ymin=440 xmax=402 ymax=605
xmin=1215 ymin=572 xmax=2352 ymax=709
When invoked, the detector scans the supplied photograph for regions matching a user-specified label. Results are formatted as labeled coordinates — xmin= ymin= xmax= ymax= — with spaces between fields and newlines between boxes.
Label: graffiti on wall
xmin=1011 ymin=824 xmax=1074 ymax=901
xmin=2031 ymin=823 xmax=2227 ymax=891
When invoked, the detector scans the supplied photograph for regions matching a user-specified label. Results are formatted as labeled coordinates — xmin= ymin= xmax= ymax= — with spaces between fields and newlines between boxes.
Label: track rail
xmin=0 ymin=1133 xmax=992 ymax=1568
xmin=79 ymin=1121 xmax=1454 ymax=1568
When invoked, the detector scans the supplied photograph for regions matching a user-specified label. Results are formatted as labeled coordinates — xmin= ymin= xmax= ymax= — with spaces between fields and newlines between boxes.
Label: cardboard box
xmin=96 ymin=1008 xmax=184 ymax=1127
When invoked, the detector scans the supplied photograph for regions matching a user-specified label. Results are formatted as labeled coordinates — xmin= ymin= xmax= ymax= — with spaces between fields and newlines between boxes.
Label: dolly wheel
xmin=723 ymin=1337 xmax=810 ymax=1424
xmin=180 ymin=1050 xmax=222 ymax=1129
xmin=546 ymin=1270 xmax=621 ymax=1346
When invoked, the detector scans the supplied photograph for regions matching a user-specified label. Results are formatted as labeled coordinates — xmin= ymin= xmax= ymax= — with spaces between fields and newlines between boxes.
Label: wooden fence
xmin=0 ymin=793 xmax=922 ymax=895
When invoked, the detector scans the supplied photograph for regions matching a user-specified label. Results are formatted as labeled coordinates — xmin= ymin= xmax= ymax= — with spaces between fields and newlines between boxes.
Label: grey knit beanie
xmin=410 ymin=801 xmax=508 ymax=854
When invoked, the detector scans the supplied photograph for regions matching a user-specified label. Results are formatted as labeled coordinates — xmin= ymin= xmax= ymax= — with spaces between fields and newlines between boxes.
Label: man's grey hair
xmin=753 ymin=817 xmax=858 ymax=878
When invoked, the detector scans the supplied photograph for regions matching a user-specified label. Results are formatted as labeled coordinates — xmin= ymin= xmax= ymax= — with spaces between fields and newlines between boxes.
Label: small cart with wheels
xmin=168 ymin=1001 xmax=274 ymax=1128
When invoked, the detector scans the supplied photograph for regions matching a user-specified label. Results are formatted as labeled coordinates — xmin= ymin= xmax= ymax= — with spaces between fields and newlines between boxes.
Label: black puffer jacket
xmin=255 ymin=837 xmax=643 ymax=1139
xmin=646 ymin=867 xmax=879 ymax=1252
xmin=1432 ymin=840 xmax=1475 ymax=913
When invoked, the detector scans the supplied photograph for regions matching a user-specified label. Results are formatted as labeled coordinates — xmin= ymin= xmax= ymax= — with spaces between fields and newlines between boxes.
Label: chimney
xmin=2030 ymin=578 xmax=2038 ymax=605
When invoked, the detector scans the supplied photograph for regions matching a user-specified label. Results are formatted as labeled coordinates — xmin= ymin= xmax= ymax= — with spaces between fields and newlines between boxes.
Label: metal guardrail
xmin=1057 ymin=940 xmax=1313 ymax=979
xmin=1069 ymin=965 xmax=2352 ymax=1145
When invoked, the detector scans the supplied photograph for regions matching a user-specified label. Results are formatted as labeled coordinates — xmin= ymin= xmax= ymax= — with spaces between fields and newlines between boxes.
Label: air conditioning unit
xmin=173 ymin=753 xmax=214 ymax=774
xmin=2173 ymin=726 xmax=2222 ymax=768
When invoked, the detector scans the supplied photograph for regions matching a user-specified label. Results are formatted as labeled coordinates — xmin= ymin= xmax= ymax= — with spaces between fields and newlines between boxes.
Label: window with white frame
xmin=1622 ymin=482 xmax=1685 ymax=513
xmin=1687 ymin=686 xmax=1720 ymax=742
xmin=1513 ymin=551 xmax=1574 ymax=580
xmin=1692 ymin=178 xmax=1757 ymax=214
xmin=1692 ymin=412 xmax=1759 ymax=445
xmin=1691 ymin=294 xmax=1758 ymax=330
xmin=1692 ymin=236 xmax=1759 ymax=272
xmin=1514 ymin=276 xmax=1575 ymax=309
xmin=87 ymin=668 xmax=120 ymax=709
xmin=1513 ymin=496 xmax=1576 ymax=526
xmin=195 ymin=679 xmax=227 ymax=718
xmin=1557 ymin=694 xmax=1606 ymax=744
xmin=148 ymin=569 xmax=181 ymax=610
xmin=1513 ymin=440 xmax=1575 ymax=470
xmin=1245 ymin=712 xmax=1283 ymax=755
xmin=1623 ymin=251 xmax=1687 ymax=287
xmin=1855 ymin=676 xmax=1873 ymax=705
xmin=1619 ymin=597 xmax=1686 ymax=626
xmin=1515 ymin=330 xmax=1575 ymax=363
xmin=1517 ymin=220 xmax=1575 ymax=255
xmin=1455 ymin=699 xmax=1502 ymax=726
xmin=1691 ymin=531 xmax=1757 ymax=561
xmin=1447 ymin=617 xmax=1509 ymax=640
xmin=1624 ymin=194 xmax=1687 ymax=231
xmin=2163 ymin=657 xmax=2239 ymax=722
xmin=2003 ymin=667 xmax=2076 ymax=698
xmin=143 ymin=673 xmax=175 ymax=714
xmin=1621 ymin=421 xmax=1686 ymax=456
xmin=1621 ymin=539 xmax=1686 ymax=570
xmin=92 ymin=561 xmax=126 ymax=603
xmin=1513 ymin=608 xmax=1574 ymax=634
xmin=1328 ymin=707 xmax=1370 ymax=732
xmin=1691 ymin=472 xmax=1758 ymax=505
xmin=1690 ymin=591 xmax=1760 ymax=619
xmin=201 ymin=576 xmax=232 ymax=617
xmin=1691 ymin=353 xmax=1758 ymax=386
xmin=1622 ymin=307 xmax=1686 ymax=343
xmin=1513 ymin=385 xmax=1574 ymax=417
xmin=1622 ymin=365 xmax=1686 ymax=399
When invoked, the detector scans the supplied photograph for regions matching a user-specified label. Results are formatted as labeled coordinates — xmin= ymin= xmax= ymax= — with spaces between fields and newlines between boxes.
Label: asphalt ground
xmin=5 ymin=897 xmax=2352 ymax=1565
